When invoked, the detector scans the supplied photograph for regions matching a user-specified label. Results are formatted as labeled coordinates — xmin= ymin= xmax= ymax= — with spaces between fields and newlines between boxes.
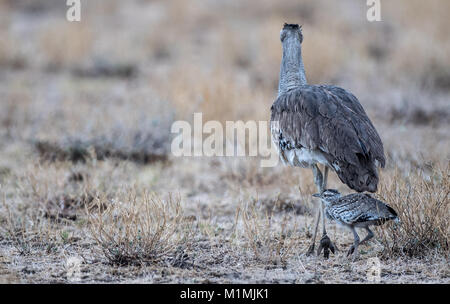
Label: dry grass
xmin=1 ymin=197 xmax=59 ymax=256
xmin=87 ymin=191 xmax=191 ymax=266
xmin=235 ymin=200 xmax=301 ymax=265
xmin=377 ymin=166 xmax=449 ymax=258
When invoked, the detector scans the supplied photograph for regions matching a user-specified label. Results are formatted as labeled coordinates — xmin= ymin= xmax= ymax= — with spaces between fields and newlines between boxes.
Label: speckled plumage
xmin=314 ymin=189 xmax=399 ymax=259
xmin=271 ymin=84 xmax=385 ymax=193
xmin=323 ymin=192 xmax=398 ymax=227
xmin=272 ymin=23 xmax=386 ymax=258
xmin=270 ymin=25 xmax=385 ymax=193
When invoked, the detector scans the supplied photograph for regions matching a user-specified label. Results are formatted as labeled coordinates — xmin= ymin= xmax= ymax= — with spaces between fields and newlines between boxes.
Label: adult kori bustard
xmin=270 ymin=24 xmax=385 ymax=258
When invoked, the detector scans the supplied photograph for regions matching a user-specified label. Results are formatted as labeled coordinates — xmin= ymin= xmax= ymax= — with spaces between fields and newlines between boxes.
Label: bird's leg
xmin=306 ymin=165 xmax=323 ymax=256
xmin=347 ymin=226 xmax=360 ymax=261
xmin=314 ymin=164 xmax=324 ymax=193
xmin=358 ymin=227 xmax=374 ymax=246
xmin=306 ymin=204 xmax=321 ymax=255
xmin=321 ymin=166 xmax=329 ymax=235
xmin=316 ymin=166 xmax=336 ymax=258
xmin=322 ymin=166 xmax=328 ymax=192
xmin=317 ymin=201 xmax=337 ymax=258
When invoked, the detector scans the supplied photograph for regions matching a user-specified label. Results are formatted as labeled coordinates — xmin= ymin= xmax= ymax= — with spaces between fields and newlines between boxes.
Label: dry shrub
xmin=236 ymin=200 xmax=300 ymax=265
xmin=25 ymin=86 xmax=174 ymax=165
xmin=44 ymin=192 xmax=95 ymax=222
xmin=34 ymin=136 xmax=169 ymax=165
xmin=0 ymin=163 xmax=89 ymax=254
xmin=1 ymin=193 xmax=60 ymax=255
xmin=376 ymin=165 xmax=449 ymax=258
xmin=87 ymin=191 xmax=192 ymax=266
xmin=71 ymin=60 xmax=137 ymax=79
xmin=388 ymin=104 xmax=449 ymax=127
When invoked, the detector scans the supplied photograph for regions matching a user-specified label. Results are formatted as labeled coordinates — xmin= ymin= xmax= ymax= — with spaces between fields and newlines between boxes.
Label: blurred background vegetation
xmin=1 ymin=0 xmax=449 ymax=167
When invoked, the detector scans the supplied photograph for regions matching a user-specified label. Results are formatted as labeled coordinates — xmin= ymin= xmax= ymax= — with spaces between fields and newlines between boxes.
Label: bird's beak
xmin=312 ymin=193 xmax=320 ymax=197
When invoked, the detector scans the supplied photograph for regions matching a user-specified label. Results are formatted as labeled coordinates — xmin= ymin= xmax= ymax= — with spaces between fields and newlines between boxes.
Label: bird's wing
xmin=320 ymin=85 xmax=385 ymax=167
xmin=270 ymin=85 xmax=385 ymax=192
xmin=330 ymin=193 xmax=366 ymax=224
xmin=369 ymin=198 xmax=398 ymax=220
xmin=346 ymin=195 xmax=398 ymax=224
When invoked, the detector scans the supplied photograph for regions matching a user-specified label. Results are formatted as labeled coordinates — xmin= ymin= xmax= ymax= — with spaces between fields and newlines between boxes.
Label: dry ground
xmin=0 ymin=0 xmax=449 ymax=283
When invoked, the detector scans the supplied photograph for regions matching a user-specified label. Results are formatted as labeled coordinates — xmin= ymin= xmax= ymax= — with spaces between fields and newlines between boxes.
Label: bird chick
xmin=313 ymin=189 xmax=399 ymax=260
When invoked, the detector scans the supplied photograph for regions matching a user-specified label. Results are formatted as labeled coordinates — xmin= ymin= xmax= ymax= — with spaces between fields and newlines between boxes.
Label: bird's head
xmin=312 ymin=189 xmax=341 ymax=202
xmin=280 ymin=23 xmax=303 ymax=44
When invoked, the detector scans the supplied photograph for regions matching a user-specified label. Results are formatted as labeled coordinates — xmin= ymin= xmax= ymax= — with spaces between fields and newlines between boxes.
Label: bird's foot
xmin=317 ymin=234 xmax=336 ymax=259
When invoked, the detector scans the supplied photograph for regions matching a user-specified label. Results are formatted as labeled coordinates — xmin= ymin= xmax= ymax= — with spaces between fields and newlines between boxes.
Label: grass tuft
xmin=87 ymin=191 xmax=192 ymax=266
xmin=236 ymin=200 xmax=300 ymax=266
xmin=377 ymin=165 xmax=449 ymax=258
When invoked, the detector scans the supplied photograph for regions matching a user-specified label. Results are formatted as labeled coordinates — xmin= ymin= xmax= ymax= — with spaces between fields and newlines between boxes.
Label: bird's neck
xmin=322 ymin=199 xmax=332 ymax=207
xmin=278 ymin=38 xmax=307 ymax=97
xmin=323 ymin=197 xmax=339 ymax=206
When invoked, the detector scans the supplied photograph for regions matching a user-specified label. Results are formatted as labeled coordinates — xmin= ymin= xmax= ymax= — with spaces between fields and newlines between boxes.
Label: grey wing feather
xmin=331 ymin=194 xmax=398 ymax=225
xmin=328 ymin=193 xmax=364 ymax=224
xmin=321 ymin=85 xmax=385 ymax=167
xmin=361 ymin=196 xmax=399 ymax=224
xmin=270 ymin=85 xmax=385 ymax=192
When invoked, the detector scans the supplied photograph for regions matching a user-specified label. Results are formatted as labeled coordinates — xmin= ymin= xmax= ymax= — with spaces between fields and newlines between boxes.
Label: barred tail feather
xmin=334 ymin=158 xmax=379 ymax=192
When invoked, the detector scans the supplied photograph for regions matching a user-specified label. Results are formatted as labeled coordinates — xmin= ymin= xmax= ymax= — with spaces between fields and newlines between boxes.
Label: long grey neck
xmin=278 ymin=37 xmax=307 ymax=97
